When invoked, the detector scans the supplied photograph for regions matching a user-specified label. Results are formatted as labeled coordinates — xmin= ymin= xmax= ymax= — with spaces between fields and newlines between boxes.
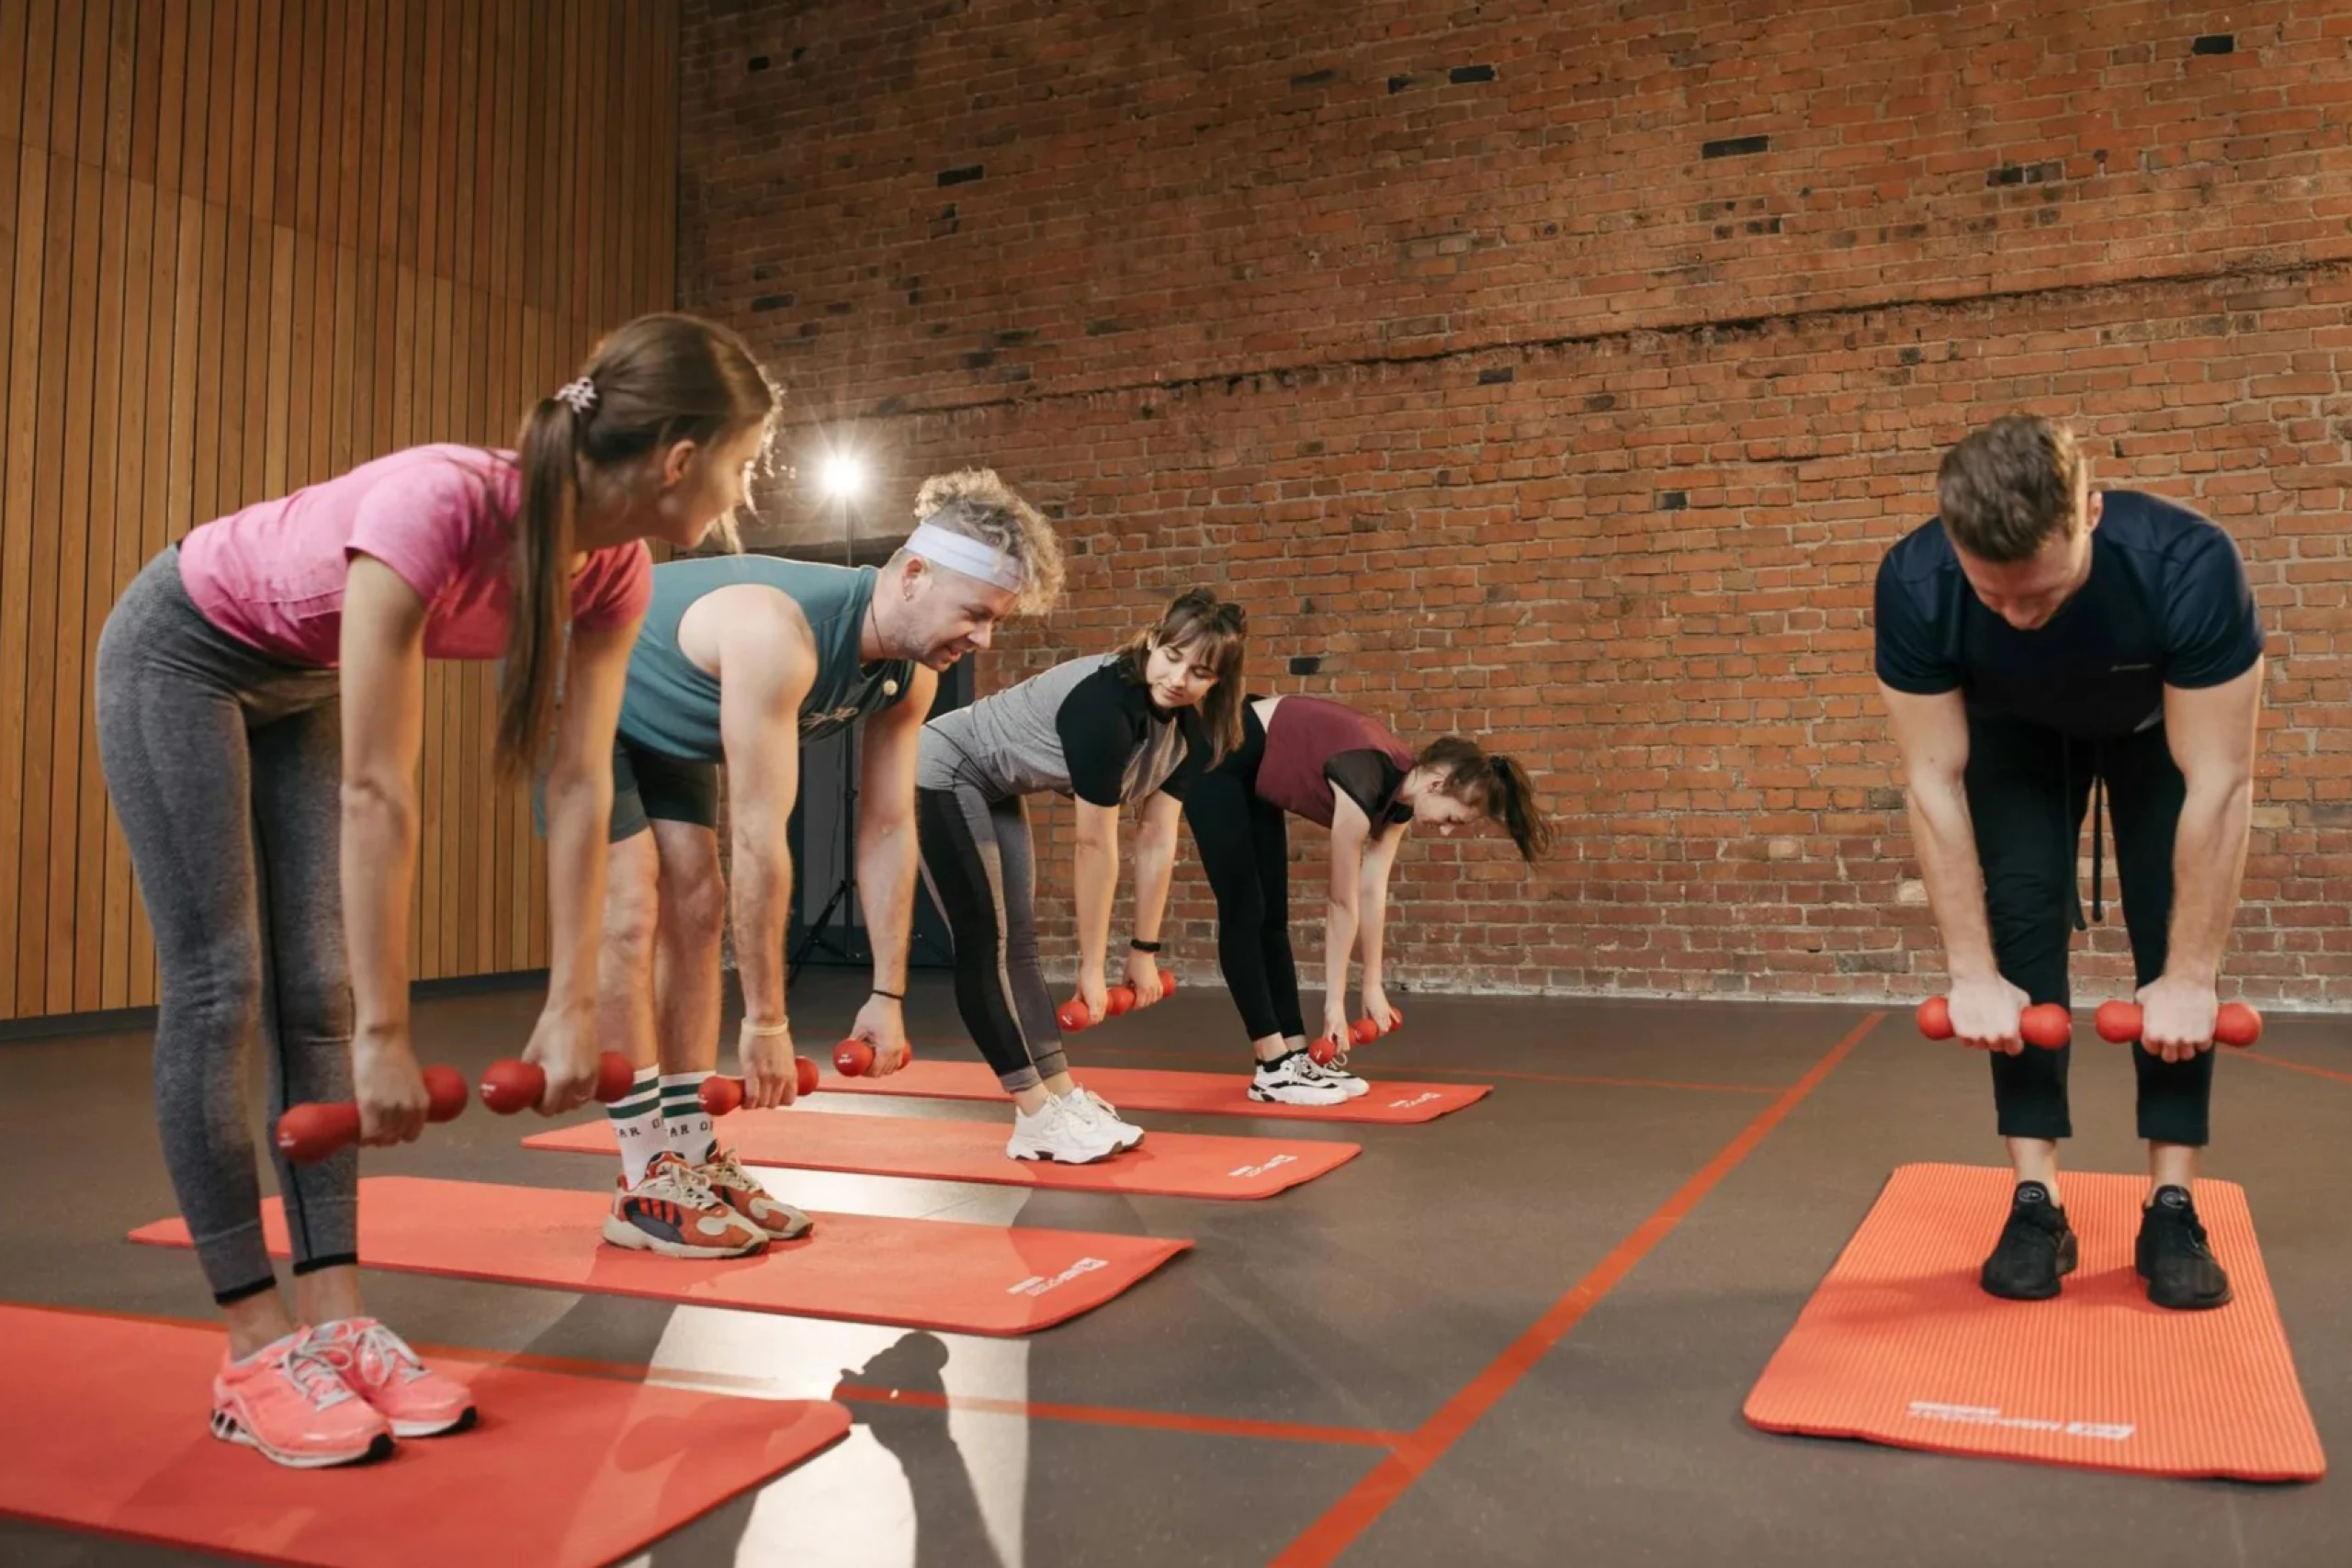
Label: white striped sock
xmin=606 ymin=1066 xmax=664 ymax=1186
xmin=659 ymin=1071 xmax=716 ymax=1165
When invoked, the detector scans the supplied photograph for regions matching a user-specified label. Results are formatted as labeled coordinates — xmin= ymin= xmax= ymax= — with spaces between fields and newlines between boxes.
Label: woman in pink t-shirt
xmin=93 ymin=312 xmax=776 ymax=1470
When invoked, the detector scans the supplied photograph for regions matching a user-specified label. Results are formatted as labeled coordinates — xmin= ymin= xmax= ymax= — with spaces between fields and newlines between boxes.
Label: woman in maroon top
xmin=1181 ymin=694 xmax=1550 ymax=1104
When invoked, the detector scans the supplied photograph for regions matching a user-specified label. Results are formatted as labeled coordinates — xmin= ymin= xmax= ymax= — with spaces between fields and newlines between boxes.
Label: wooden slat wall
xmin=0 ymin=0 xmax=681 ymax=1020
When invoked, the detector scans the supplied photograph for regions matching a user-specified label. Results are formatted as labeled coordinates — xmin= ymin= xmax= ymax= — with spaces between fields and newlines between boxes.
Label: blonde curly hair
xmin=906 ymin=468 xmax=1066 ymax=615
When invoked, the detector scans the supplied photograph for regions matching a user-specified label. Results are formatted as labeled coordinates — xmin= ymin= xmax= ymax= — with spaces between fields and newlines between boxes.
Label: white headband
xmin=907 ymin=519 xmax=1023 ymax=592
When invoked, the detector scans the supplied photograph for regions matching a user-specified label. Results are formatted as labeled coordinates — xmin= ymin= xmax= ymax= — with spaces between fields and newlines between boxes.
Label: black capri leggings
xmin=1182 ymin=705 xmax=1307 ymax=1044
xmin=914 ymin=781 xmax=1069 ymax=1094
xmin=1965 ymin=711 xmax=2211 ymax=1146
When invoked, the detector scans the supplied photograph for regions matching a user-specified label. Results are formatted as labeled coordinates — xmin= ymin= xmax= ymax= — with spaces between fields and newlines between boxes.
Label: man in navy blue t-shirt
xmin=1873 ymin=414 xmax=2265 ymax=1312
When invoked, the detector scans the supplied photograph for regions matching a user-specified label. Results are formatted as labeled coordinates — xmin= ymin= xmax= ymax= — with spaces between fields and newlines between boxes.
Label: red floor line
xmin=1264 ymin=1010 xmax=1884 ymax=1568
xmin=1363 ymin=1065 xmax=1781 ymax=1095
xmin=1077 ymin=1043 xmax=1782 ymax=1096
xmin=468 ymin=1346 xmax=1404 ymax=1448
xmin=2238 ymin=1050 xmax=2352 ymax=1089
xmin=4 ymin=1302 xmax=1403 ymax=1451
xmin=833 ymin=1384 xmax=1407 ymax=1450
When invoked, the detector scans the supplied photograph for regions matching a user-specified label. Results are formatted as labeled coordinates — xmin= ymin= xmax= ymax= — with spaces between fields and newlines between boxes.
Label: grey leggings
xmin=914 ymin=782 xmax=1068 ymax=1093
xmin=96 ymin=548 xmax=354 ymax=1304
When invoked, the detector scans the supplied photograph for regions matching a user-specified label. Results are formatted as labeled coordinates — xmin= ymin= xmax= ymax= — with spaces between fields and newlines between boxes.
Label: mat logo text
xmin=1008 ymin=1258 xmax=1111 ymax=1298
xmin=1227 ymin=1155 xmax=1297 ymax=1179
xmin=1386 ymin=1092 xmax=1441 ymax=1110
xmin=1907 ymin=1400 xmax=2134 ymax=1441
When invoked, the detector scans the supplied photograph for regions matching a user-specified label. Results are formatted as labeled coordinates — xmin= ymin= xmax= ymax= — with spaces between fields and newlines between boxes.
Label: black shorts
xmin=534 ymin=738 xmax=719 ymax=843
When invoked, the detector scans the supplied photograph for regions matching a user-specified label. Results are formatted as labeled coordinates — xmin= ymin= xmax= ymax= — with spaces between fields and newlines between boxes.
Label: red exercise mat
xmin=130 ymin=1176 xmax=1191 ymax=1337
xmin=820 ymin=1059 xmax=1489 ymax=1123
xmin=1744 ymin=1164 xmax=2325 ymax=1481
xmin=525 ymin=1109 xmax=1359 ymax=1199
xmin=0 ymin=1303 xmax=848 ymax=1566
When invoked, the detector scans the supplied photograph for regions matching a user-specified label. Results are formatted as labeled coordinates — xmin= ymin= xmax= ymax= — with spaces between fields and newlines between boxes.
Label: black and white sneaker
xmin=1303 ymin=1057 xmax=1370 ymax=1100
xmin=2137 ymin=1185 xmax=2233 ymax=1311
xmin=1250 ymin=1050 xmax=1349 ymax=1106
xmin=1980 ymin=1181 xmax=2077 ymax=1301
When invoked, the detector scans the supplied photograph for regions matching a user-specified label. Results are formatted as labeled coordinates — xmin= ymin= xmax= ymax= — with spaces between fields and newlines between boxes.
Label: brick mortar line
xmin=765 ymin=252 xmax=2352 ymax=431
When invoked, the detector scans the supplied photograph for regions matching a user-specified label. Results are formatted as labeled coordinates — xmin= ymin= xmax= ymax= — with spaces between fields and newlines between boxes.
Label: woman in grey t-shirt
xmin=916 ymin=589 xmax=1248 ymax=1164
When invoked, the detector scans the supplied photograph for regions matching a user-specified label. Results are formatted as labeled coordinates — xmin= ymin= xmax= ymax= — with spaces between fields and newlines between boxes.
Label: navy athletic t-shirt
xmin=1873 ymin=490 xmax=2263 ymax=739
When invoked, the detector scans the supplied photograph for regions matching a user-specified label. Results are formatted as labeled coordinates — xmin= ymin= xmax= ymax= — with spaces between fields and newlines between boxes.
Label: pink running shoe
xmin=306 ymin=1317 xmax=478 ymax=1438
xmin=209 ymin=1330 xmax=393 ymax=1468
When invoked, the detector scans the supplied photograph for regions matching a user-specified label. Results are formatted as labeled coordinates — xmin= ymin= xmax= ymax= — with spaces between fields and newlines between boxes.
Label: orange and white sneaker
xmin=306 ymin=1317 xmax=477 ymax=1438
xmin=695 ymin=1145 xmax=814 ymax=1241
xmin=604 ymin=1149 xmax=769 ymax=1259
xmin=209 ymin=1330 xmax=393 ymax=1468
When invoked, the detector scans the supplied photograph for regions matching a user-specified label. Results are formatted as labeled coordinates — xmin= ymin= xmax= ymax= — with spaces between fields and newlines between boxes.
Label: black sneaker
xmin=1980 ymin=1181 xmax=2078 ymax=1300
xmin=2137 ymin=1185 xmax=2233 ymax=1311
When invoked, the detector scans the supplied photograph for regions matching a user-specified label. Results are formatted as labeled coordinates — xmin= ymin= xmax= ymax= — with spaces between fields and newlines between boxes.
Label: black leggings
xmin=1182 ymin=706 xmax=1306 ymax=1043
xmin=914 ymin=782 xmax=1068 ymax=1094
xmin=1965 ymin=712 xmax=2210 ymax=1145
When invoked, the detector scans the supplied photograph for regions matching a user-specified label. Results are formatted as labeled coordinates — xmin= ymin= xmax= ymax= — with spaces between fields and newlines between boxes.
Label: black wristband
xmin=872 ymin=987 xmax=906 ymax=1001
xmin=1128 ymin=938 xmax=1162 ymax=954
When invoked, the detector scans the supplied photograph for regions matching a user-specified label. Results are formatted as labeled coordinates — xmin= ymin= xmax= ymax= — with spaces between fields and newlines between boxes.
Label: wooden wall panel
xmin=0 ymin=0 xmax=681 ymax=1020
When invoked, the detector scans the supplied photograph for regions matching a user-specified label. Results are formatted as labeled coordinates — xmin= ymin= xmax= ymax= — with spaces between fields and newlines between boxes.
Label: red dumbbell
xmin=1916 ymin=996 xmax=2073 ymax=1050
xmin=1307 ymin=1008 xmax=1405 ymax=1066
xmin=1057 ymin=969 xmax=1178 ymax=1032
xmin=275 ymin=1066 xmax=471 ymax=1164
xmin=479 ymin=1049 xmax=638 ymax=1115
xmin=2093 ymin=999 xmax=2262 ymax=1050
xmin=831 ymin=1037 xmax=912 ymax=1077
xmin=700 ymin=1056 xmax=823 ymax=1116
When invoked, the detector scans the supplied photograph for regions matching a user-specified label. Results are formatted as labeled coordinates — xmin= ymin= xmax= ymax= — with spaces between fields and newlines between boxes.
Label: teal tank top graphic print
xmin=616 ymin=557 xmax=916 ymax=761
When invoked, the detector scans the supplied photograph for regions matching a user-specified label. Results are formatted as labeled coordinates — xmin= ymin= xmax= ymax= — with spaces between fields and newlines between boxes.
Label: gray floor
xmin=1 ymin=975 xmax=2345 ymax=1567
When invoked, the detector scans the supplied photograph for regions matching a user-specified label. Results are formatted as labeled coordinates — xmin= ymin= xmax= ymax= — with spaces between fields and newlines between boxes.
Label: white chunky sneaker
xmin=1006 ymin=1093 xmax=1125 ymax=1165
xmin=1066 ymin=1085 xmax=1145 ymax=1150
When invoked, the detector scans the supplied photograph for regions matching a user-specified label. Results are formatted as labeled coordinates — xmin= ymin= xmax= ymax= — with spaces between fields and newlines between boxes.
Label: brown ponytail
xmin=1485 ymin=752 xmax=1552 ymax=863
xmin=497 ymin=395 xmax=582 ymax=779
xmin=1415 ymin=737 xmax=1553 ymax=863
xmin=497 ymin=312 xmax=776 ymax=777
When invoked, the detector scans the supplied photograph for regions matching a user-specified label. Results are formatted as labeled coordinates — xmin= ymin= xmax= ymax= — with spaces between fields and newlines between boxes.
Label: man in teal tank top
xmin=592 ymin=470 xmax=1066 ymax=1256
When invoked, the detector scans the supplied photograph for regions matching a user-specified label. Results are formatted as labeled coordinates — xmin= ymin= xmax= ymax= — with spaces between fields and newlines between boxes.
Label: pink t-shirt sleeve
xmin=343 ymin=457 xmax=496 ymax=607
xmin=572 ymin=541 xmax=652 ymax=632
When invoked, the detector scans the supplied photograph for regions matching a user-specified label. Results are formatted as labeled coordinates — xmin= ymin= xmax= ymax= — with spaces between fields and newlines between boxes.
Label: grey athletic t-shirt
xmin=919 ymin=653 xmax=1204 ymax=807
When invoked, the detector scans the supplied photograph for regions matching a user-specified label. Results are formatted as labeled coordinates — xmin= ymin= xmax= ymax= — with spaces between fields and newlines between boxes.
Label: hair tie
xmin=552 ymin=377 xmax=598 ymax=416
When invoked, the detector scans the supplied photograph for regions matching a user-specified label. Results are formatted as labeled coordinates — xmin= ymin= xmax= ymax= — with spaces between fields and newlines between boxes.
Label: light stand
xmin=788 ymin=488 xmax=865 ymax=983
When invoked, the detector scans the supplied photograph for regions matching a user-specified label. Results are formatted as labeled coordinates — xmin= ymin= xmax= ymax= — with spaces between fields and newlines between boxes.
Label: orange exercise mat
xmin=820 ymin=1059 xmax=1489 ymax=1123
xmin=1743 ymin=1164 xmax=2325 ymax=1481
xmin=525 ymin=1108 xmax=1359 ymax=1199
xmin=130 ymin=1177 xmax=1191 ymax=1337
xmin=0 ymin=1303 xmax=848 ymax=1567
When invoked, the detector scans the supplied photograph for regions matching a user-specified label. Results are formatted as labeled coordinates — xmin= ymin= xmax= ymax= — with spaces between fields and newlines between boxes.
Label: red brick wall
xmin=681 ymin=0 xmax=2352 ymax=1007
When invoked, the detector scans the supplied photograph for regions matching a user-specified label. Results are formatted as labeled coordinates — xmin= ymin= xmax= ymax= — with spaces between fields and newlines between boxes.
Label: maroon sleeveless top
xmin=1256 ymin=697 xmax=1414 ymax=829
